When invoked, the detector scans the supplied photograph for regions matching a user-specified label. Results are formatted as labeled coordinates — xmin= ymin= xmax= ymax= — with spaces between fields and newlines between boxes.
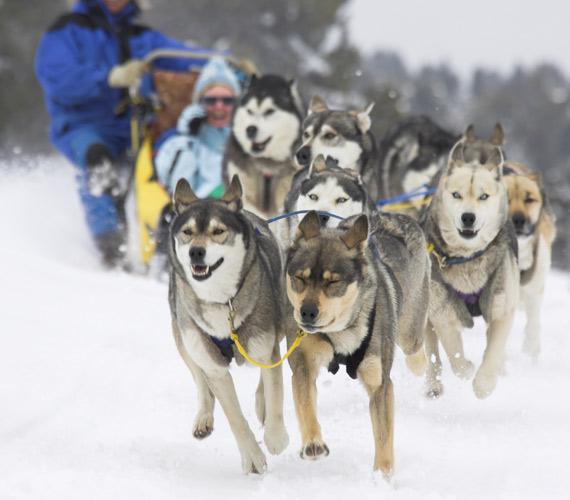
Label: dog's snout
xmin=189 ymin=246 xmax=206 ymax=263
xmin=300 ymin=303 xmax=319 ymax=324
xmin=246 ymin=125 xmax=258 ymax=140
xmin=512 ymin=212 xmax=526 ymax=230
xmin=319 ymin=213 xmax=330 ymax=225
xmin=296 ymin=146 xmax=311 ymax=166
xmin=461 ymin=212 xmax=476 ymax=228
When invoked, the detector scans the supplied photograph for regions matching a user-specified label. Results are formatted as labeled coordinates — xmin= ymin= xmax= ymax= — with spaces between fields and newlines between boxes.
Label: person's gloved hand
xmin=87 ymin=159 xmax=121 ymax=197
xmin=108 ymin=59 xmax=147 ymax=88
xmin=177 ymin=104 xmax=206 ymax=135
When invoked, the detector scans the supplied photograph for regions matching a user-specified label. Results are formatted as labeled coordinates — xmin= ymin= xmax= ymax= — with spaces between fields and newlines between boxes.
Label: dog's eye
xmin=452 ymin=191 xmax=462 ymax=200
xmin=479 ymin=193 xmax=489 ymax=201
xmin=183 ymin=228 xmax=193 ymax=236
xmin=524 ymin=197 xmax=537 ymax=204
xmin=212 ymin=228 xmax=225 ymax=236
xmin=328 ymin=279 xmax=341 ymax=286
xmin=309 ymin=194 xmax=319 ymax=201
xmin=323 ymin=132 xmax=336 ymax=141
xmin=336 ymin=197 xmax=348 ymax=204
xmin=263 ymin=108 xmax=275 ymax=117
xmin=293 ymin=275 xmax=305 ymax=285
xmin=246 ymin=109 xmax=253 ymax=116
xmin=303 ymin=131 xmax=311 ymax=139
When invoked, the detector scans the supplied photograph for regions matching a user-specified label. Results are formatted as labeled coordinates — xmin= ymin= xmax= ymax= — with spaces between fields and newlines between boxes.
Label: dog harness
xmin=322 ymin=308 xmax=376 ymax=380
xmin=209 ymin=335 xmax=235 ymax=363
xmin=454 ymin=288 xmax=483 ymax=317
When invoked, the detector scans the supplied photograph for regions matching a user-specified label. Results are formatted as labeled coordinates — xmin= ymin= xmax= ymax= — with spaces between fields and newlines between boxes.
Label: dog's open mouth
xmin=190 ymin=258 xmax=224 ymax=281
xmin=251 ymin=136 xmax=272 ymax=153
xmin=458 ymin=228 xmax=478 ymax=239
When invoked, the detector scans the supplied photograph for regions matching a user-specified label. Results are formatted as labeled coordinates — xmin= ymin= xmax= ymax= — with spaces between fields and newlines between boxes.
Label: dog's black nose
xmin=246 ymin=125 xmax=257 ymax=139
xmin=300 ymin=303 xmax=319 ymax=324
xmin=189 ymin=246 xmax=206 ymax=263
xmin=512 ymin=213 xmax=525 ymax=230
xmin=461 ymin=212 xmax=476 ymax=228
xmin=319 ymin=213 xmax=330 ymax=225
xmin=296 ymin=146 xmax=311 ymax=166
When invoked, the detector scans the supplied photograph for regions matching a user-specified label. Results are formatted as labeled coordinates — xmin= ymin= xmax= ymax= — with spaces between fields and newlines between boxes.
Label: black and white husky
xmin=223 ymin=74 xmax=304 ymax=217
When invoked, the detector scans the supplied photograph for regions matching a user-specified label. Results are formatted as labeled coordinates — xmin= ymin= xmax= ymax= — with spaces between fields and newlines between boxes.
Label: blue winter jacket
xmin=35 ymin=0 xmax=209 ymax=145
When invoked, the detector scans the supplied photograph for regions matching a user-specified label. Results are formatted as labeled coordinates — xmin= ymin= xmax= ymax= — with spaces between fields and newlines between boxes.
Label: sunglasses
xmin=200 ymin=96 xmax=237 ymax=107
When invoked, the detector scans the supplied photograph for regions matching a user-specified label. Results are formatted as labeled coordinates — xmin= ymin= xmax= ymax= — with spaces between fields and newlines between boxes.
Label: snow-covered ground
xmin=1 ymin=160 xmax=569 ymax=500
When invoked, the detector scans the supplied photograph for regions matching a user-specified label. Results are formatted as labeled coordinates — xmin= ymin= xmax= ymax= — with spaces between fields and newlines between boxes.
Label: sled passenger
xmin=154 ymin=57 xmax=240 ymax=199
xmin=35 ymin=0 xmax=210 ymax=267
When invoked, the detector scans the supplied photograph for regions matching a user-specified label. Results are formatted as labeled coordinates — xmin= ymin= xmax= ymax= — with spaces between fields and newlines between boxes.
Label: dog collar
xmin=427 ymin=242 xmax=488 ymax=269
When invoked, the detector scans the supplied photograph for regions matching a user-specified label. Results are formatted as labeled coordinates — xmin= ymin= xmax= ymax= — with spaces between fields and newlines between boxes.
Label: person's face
xmin=103 ymin=0 xmax=131 ymax=14
xmin=200 ymin=86 xmax=236 ymax=129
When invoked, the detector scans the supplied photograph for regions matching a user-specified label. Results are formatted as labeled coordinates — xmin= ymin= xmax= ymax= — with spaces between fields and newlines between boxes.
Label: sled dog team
xmin=167 ymin=75 xmax=556 ymax=475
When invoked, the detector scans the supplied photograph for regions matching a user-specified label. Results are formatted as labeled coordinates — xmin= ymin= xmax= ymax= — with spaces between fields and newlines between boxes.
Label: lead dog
xmin=285 ymin=211 xmax=399 ymax=475
xmin=420 ymin=131 xmax=519 ymax=399
xmin=168 ymin=175 xmax=289 ymax=473
xmin=503 ymin=161 xmax=556 ymax=358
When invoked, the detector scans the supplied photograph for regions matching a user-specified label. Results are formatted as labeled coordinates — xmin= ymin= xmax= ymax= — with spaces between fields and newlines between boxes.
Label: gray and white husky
xmin=284 ymin=154 xmax=430 ymax=374
xmin=294 ymin=96 xmax=381 ymax=201
xmin=420 ymin=132 xmax=519 ymax=399
xmin=223 ymin=74 xmax=304 ymax=217
xmin=167 ymin=175 xmax=289 ymax=474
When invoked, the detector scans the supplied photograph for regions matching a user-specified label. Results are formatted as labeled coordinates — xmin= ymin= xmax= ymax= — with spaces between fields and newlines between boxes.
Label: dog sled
xmin=122 ymin=49 xmax=252 ymax=273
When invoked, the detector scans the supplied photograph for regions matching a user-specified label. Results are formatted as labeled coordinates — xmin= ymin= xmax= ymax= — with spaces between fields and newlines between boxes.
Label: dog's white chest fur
xmin=517 ymin=235 xmax=535 ymax=271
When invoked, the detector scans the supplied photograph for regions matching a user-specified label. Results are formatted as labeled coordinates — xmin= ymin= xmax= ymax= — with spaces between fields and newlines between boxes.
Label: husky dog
xmin=284 ymin=155 xmax=429 ymax=374
xmin=503 ymin=161 xmax=556 ymax=358
xmin=168 ymin=176 xmax=289 ymax=474
xmin=421 ymin=131 xmax=519 ymax=399
xmin=294 ymin=96 xmax=381 ymax=201
xmin=285 ymin=211 xmax=398 ymax=475
xmin=223 ymin=75 xmax=304 ymax=217
xmin=378 ymin=116 xmax=459 ymax=200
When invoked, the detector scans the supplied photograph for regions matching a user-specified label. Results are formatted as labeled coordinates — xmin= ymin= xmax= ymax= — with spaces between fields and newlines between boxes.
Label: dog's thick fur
xmin=284 ymin=155 xmax=429 ymax=373
xmin=168 ymin=176 xmax=289 ymax=474
xmin=420 ymin=130 xmax=519 ymax=399
xmin=503 ymin=161 xmax=556 ymax=358
xmin=223 ymin=74 xmax=304 ymax=217
xmin=285 ymin=211 xmax=399 ymax=475
xmin=294 ymin=96 xmax=381 ymax=200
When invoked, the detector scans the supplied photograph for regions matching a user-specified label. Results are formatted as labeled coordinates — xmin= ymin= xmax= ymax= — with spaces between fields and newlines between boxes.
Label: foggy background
xmin=1 ymin=0 xmax=569 ymax=267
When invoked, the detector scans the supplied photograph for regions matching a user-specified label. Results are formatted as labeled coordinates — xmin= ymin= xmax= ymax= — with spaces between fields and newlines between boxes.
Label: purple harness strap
xmin=455 ymin=288 xmax=483 ymax=317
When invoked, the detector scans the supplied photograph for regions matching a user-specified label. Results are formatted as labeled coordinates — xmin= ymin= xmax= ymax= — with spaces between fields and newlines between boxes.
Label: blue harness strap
xmin=209 ymin=335 xmax=234 ymax=363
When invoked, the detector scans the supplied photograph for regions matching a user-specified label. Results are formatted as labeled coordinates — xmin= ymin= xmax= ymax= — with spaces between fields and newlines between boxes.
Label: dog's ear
xmin=289 ymin=78 xmax=305 ymax=117
xmin=221 ymin=175 xmax=243 ymax=211
xmin=464 ymin=124 xmax=476 ymax=143
xmin=296 ymin=210 xmax=321 ymax=241
xmin=485 ymin=147 xmax=504 ymax=179
xmin=309 ymin=154 xmax=327 ymax=176
xmin=448 ymin=139 xmax=465 ymax=170
xmin=173 ymin=178 xmax=198 ymax=214
xmin=309 ymin=95 xmax=328 ymax=115
xmin=340 ymin=214 xmax=368 ymax=251
xmin=490 ymin=123 xmax=504 ymax=146
xmin=354 ymin=102 xmax=374 ymax=134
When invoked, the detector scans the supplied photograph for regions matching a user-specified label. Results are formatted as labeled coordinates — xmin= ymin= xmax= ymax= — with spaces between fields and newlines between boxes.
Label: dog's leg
xmin=255 ymin=375 xmax=265 ymax=425
xmin=424 ymin=322 xmax=444 ymax=398
xmin=259 ymin=343 xmax=289 ymax=455
xmin=206 ymin=371 xmax=267 ymax=474
xmin=172 ymin=323 xmax=214 ymax=438
xmin=434 ymin=317 xmax=474 ymax=380
xmin=473 ymin=310 xmax=515 ymax=399
xmin=521 ymin=288 xmax=542 ymax=359
xmin=291 ymin=336 xmax=332 ymax=460
xmin=358 ymin=356 xmax=394 ymax=476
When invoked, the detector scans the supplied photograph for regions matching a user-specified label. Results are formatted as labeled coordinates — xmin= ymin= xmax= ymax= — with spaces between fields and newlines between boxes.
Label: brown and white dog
xmin=503 ymin=161 xmax=556 ymax=359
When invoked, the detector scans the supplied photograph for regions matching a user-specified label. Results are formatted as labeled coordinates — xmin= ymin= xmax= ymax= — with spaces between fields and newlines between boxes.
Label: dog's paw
xmin=192 ymin=411 xmax=214 ymax=439
xmin=240 ymin=444 xmax=267 ymax=475
xmin=450 ymin=357 xmax=475 ymax=380
xmin=406 ymin=350 xmax=427 ymax=377
xmin=425 ymin=380 xmax=444 ymax=399
xmin=472 ymin=369 xmax=498 ymax=399
xmin=300 ymin=440 xmax=330 ymax=460
xmin=264 ymin=424 xmax=289 ymax=455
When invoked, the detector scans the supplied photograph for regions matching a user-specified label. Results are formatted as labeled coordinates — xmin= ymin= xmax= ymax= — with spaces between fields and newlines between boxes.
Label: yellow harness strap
xmin=426 ymin=242 xmax=447 ymax=268
xmin=381 ymin=196 xmax=432 ymax=212
xmin=227 ymin=306 xmax=306 ymax=369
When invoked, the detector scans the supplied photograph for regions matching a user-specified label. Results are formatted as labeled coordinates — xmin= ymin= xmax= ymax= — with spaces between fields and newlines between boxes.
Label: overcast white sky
xmin=348 ymin=0 xmax=569 ymax=77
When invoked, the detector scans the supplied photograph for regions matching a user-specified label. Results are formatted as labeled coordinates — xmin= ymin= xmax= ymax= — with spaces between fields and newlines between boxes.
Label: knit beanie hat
xmin=192 ymin=57 xmax=241 ymax=102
